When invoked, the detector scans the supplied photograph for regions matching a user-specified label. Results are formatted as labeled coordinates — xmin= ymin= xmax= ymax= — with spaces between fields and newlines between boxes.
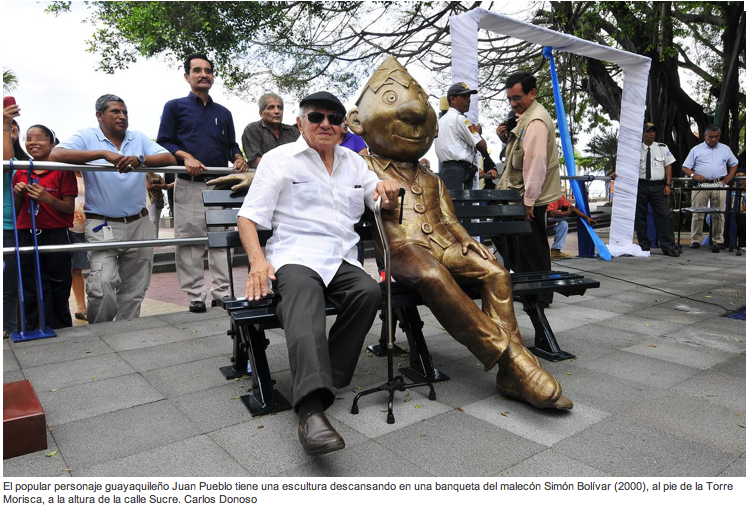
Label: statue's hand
xmin=206 ymin=172 xmax=255 ymax=192
xmin=461 ymin=237 xmax=496 ymax=261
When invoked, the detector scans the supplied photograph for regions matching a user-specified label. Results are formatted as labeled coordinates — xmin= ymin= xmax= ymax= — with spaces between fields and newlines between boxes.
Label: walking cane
xmin=351 ymin=188 xmax=435 ymax=423
xmin=10 ymin=159 xmax=56 ymax=341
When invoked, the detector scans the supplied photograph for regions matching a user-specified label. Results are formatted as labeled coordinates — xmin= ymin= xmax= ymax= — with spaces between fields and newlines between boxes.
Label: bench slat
xmin=202 ymin=189 xmax=247 ymax=207
xmin=206 ymin=209 xmax=239 ymax=227
xmin=460 ymin=221 xmax=532 ymax=236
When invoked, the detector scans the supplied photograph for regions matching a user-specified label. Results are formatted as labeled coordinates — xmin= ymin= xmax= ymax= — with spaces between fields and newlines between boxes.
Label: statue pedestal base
xmin=3 ymin=380 xmax=47 ymax=459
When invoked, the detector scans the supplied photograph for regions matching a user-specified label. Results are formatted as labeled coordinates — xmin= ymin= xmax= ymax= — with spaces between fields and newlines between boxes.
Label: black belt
xmin=87 ymin=208 xmax=148 ymax=224
xmin=638 ymin=179 xmax=665 ymax=185
xmin=700 ymin=176 xmax=726 ymax=184
xmin=442 ymin=160 xmax=475 ymax=169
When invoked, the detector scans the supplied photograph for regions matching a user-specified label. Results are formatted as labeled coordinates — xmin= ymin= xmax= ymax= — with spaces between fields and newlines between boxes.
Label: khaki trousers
xmin=691 ymin=187 xmax=724 ymax=245
xmin=85 ymin=215 xmax=154 ymax=323
xmin=174 ymin=178 xmax=230 ymax=302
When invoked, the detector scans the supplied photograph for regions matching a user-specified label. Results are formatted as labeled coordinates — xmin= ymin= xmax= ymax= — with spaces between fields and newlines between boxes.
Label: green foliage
xmin=582 ymin=129 xmax=619 ymax=176
xmin=3 ymin=68 xmax=19 ymax=94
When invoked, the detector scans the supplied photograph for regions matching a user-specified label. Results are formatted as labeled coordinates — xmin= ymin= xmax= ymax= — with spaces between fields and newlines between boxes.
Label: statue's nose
xmin=397 ymin=98 xmax=427 ymax=124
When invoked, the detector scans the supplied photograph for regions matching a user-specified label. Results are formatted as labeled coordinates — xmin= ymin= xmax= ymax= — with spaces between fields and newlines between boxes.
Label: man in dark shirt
xmin=157 ymin=54 xmax=249 ymax=312
xmin=242 ymin=93 xmax=300 ymax=168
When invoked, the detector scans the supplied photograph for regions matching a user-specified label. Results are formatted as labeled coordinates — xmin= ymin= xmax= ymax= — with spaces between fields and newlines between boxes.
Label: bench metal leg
xmin=219 ymin=320 xmax=252 ymax=380
xmin=397 ymin=307 xmax=450 ymax=383
xmin=238 ymin=323 xmax=292 ymax=416
xmin=523 ymin=295 xmax=575 ymax=362
xmin=367 ymin=310 xmax=408 ymax=357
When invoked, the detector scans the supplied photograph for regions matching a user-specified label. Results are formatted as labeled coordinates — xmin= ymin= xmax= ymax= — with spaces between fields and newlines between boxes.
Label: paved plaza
xmin=3 ymin=234 xmax=746 ymax=477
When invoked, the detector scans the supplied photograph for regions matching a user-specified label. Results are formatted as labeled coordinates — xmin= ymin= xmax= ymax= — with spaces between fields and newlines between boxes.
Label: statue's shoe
xmin=496 ymin=343 xmax=573 ymax=410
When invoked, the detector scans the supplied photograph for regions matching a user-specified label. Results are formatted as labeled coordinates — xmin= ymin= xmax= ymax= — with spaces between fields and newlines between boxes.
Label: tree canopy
xmin=47 ymin=1 xmax=745 ymax=169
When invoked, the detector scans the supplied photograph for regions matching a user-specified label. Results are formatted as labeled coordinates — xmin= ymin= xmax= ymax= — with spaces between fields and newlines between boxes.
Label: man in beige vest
xmin=497 ymin=72 xmax=561 ymax=306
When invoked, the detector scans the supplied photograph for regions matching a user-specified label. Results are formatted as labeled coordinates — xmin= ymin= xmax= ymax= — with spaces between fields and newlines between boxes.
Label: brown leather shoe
xmin=298 ymin=413 xmax=345 ymax=456
xmin=496 ymin=343 xmax=573 ymax=410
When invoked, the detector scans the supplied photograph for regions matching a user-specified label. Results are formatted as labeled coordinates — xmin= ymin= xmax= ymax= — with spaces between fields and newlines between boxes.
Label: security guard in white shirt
xmin=635 ymin=122 xmax=679 ymax=256
xmin=434 ymin=82 xmax=498 ymax=190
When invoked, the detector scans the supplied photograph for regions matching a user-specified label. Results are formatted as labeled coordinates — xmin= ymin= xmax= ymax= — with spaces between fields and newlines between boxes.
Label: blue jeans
xmin=551 ymin=220 xmax=568 ymax=250
xmin=3 ymin=229 xmax=19 ymax=334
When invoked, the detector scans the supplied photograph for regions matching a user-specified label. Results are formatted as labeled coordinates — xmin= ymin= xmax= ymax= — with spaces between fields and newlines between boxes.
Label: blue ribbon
xmin=542 ymin=46 xmax=611 ymax=260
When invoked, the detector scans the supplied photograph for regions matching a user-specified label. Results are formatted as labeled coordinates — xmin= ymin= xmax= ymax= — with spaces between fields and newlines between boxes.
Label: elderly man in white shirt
xmin=237 ymin=91 xmax=400 ymax=456
xmin=682 ymin=125 xmax=739 ymax=251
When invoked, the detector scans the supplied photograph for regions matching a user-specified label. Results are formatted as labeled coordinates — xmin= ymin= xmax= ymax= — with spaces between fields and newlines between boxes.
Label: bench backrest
xmin=203 ymin=188 xmax=530 ymax=257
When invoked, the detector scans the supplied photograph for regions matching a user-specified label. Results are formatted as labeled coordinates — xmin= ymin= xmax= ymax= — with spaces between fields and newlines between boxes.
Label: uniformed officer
xmin=635 ymin=122 xmax=679 ymax=257
xmin=434 ymin=82 xmax=498 ymax=190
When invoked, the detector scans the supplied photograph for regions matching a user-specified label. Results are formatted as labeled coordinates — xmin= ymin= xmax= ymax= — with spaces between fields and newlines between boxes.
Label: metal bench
xmin=203 ymin=188 xmax=600 ymax=416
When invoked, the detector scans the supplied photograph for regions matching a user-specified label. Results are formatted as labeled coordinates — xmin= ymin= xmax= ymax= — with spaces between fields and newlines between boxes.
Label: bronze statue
xmin=209 ymin=56 xmax=572 ymax=410
xmin=347 ymin=56 xmax=571 ymax=410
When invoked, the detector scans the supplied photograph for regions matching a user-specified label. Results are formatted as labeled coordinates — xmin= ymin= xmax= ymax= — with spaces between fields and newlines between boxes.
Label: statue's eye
xmin=383 ymin=91 xmax=398 ymax=104
xmin=418 ymin=92 xmax=427 ymax=102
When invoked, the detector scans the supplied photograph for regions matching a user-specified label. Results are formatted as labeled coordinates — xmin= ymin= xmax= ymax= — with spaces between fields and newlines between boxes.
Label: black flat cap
xmin=643 ymin=122 xmax=656 ymax=132
xmin=447 ymin=82 xmax=478 ymax=98
xmin=299 ymin=91 xmax=346 ymax=115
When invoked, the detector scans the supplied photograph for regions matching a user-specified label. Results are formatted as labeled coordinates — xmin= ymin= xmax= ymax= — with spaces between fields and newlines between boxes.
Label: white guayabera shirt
xmin=238 ymin=136 xmax=380 ymax=286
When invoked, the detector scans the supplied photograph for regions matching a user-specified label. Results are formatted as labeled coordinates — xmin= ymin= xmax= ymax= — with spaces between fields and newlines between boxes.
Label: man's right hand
xmin=184 ymin=154 xmax=206 ymax=176
xmin=692 ymin=174 xmax=706 ymax=183
xmin=496 ymin=123 xmax=508 ymax=143
xmin=246 ymin=258 xmax=276 ymax=301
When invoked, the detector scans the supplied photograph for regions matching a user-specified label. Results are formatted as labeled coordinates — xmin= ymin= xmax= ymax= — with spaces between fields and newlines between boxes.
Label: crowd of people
xmin=1 ymin=53 xmax=379 ymax=337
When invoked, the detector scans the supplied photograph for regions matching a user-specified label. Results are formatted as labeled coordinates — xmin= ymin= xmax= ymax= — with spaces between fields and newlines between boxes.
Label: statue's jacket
xmin=363 ymin=154 xmax=469 ymax=254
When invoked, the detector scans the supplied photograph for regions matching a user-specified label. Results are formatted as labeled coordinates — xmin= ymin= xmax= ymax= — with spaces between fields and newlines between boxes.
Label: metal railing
xmin=2 ymin=160 xmax=242 ymax=255
xmin=3 ymin=160 xmax=743 ymax=255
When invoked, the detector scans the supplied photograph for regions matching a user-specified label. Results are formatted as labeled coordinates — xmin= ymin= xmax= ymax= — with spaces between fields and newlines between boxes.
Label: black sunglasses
xmin=301 ymin=112 xmax=344 ymax=126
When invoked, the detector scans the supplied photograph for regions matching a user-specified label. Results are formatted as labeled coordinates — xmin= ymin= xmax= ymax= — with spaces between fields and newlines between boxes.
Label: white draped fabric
xmin=450 ymin=8 xmax=652 ymax=257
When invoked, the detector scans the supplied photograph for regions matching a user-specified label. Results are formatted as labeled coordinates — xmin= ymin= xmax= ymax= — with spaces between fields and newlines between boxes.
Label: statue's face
xmin=350 ymin=76 xmax=438 ymax=162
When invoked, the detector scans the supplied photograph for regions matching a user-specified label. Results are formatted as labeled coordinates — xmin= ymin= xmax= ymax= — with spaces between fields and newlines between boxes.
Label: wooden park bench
xmin=203 ymin=188 xmax=600 ymax=416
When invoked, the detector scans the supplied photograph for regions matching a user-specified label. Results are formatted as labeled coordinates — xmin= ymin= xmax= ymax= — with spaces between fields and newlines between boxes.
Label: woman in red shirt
xmin=13 ymin=125 xmax=77 ymax=329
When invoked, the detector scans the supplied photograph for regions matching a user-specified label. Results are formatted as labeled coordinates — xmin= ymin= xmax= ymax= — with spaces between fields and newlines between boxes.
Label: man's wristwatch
xmin=138 ymin=155 xmax=146 ymax=167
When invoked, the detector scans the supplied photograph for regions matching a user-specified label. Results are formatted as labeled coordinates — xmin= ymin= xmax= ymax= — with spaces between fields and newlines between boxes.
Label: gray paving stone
xmin=278 ymin=440 xmax=431 ymax=477
xmin=171 ymin=317 xmax=232 ymax=339
xmin=74 ymin=435 xmax=248 ymax=477
xmin=2 ymin=430 xmax=70 ymax=477
xmin=498 ymin=448 xmax=611 ymax=477
xmin=535 ymin=363 xmax=663 ymax=415
xmin=464 ymin=397 xmax=609 ymax=447
xmin=4 ymin=370 xmax=25 ymax=384
xmin=718 ymin=457 xmax=746 ymax=477
xmin=85 ymin=315 xmax=170 ymax=336
xmin=415 ymin=358 xmax=497 ymax=409
xmin=327 ymin=382 xmax=452 ymax=439
xmin=142 ymin=356 xmax=237 ymax=398
xmin=101 ymin=325 xmax=201 ymax=352
xmin=377 ymin=410 xmax=544 ymax=476
xmin=38 ymin=374 xmax=164 ymax=425
xmin=158 ymin=307 xmax=226 ymax=324
xmin=581 ymin=350 xmax=701 ymax=389
xmin=13 ymin=336 xmax=114 ymax=369
xmin=553 ymin=415 xmax=736 ymax=476
xmin=630 ymin=299 xmax=726 ymax=324
xmin=208 ymin=412 xmax=320 ymax=475
xmin=662 ymin=318 xmax=746 ymax=354
xmin=53 ymin=400 xmax=200 ymax=469
xmin=172 ymin=383 xmax=257 ymax=433
xmin=4 ymin=339 xmax=10 ymax=350
xmin=119 ymin=334 xmax=230 ymax=372
xmin=554 ymin=322 xmax=649 ymax=350
xmin=622 ymin=339 xmax=735 ymax=370
xmin=4 ymin=348 xmax=20 ymax=371
xmin=24 ymin=353 xmax=136 ymax=391
xmin=595 ymin=314 xmax=686 ymax=338
xmin=709 ymin=351 xmax=746 ymax=379
xmin=624 ymin=392 xmax=746 ymax=456
xmin=671 ymin=371 xmax=746 ymax=412
xmin=535 ymin=305 xmax=620 ymax=334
